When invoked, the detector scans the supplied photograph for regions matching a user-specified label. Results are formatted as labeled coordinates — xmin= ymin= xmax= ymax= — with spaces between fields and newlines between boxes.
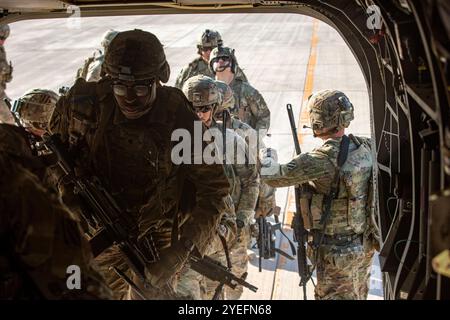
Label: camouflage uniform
xmin=262 ymin=90 xmax=375 ymax=300
xmin=217 ymin=122 xmax=259 ymax=300
xmin=214 ymin=80 xmax=278 ymax=263
xmin=0 ymin=124 xmax=111 ymax=299
xmin=209 ymin=46 xmax=270 ymax=131
xmin=177 ymin=200 xmax=237 ymax=300
xmin=76 ymin=29 xmax=119 ymax=82
xmin=227 ymin=117 xmax=277 ymax=218
xmin=175 ymin=29 xmax=248 ymax=90
xmin=215 ymin=80 xmax=262 ymax=300
xmin=50 ymin=31 xmax=231 ymax=300
xmin=178 ymin=76 xmax=259 ymax=300
xmin=14 ymin=89 xmax=61 ymax=191
xmin=16 ymin=88 xmax=59 ymax=133
xmin=0 ymin=24 xmax=14 ymax=124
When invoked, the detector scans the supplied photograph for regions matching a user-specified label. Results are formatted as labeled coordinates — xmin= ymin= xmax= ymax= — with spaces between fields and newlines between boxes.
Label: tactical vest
xmin=306 ymin=136 xmax=373 ymax=236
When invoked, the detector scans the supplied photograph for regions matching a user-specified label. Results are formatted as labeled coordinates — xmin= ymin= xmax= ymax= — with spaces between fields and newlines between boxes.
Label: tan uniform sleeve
xmin=174 ymin=66 xmax=190 ymax=89
xmin=232 ymin=133 xmax=260 ymax=224
xmin=246 ymin=86 xmax=270 ymax=131
xmin=262 ymin=151 xmax=331 ymax=188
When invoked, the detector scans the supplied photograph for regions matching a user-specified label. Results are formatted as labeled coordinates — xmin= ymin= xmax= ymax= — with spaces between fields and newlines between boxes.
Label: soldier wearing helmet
xmin=49 ymin=30 xmax=231 ymax=300
xmin=0 ymin=24 xmax=14 ymax=124
xmin=211 ymin=47 xmax=275 ymax=223
xmin=76 ymin=29 xmax=119 ymax=82
xmin=209 ymin=46 xmax=270 ymax=133
xmin=214 ymin=78 xmax=280 ymax=278
xmin=174 ymin=29 xmax=248 ymax=89
xmin=178 ymin=75 xmax=259 ymax=300
xmin=13 ymin=88 xmax=65 ymax=193
xmin=16 ymin=88 xmax=59 ymax=138
xmin=261 ymin=90 xmax=377 ymax=300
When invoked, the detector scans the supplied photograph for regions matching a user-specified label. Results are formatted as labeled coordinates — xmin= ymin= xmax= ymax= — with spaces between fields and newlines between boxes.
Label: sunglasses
xmin=200 ymin=47 xmax=213 ymax=52
xmin=112 ymin=81 xmax=155 ymax=97
xmin=195 ymin=104 xmax=216 ymax=113
xmin=216 ymin=56 xmax=231 ymax=62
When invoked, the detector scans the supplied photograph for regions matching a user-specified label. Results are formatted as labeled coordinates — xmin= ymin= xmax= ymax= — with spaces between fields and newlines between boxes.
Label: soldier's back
xmin=175 ymin=57 xmax=213 ymax=89
xmin=229 ymin=78 xmax=270 ymax=131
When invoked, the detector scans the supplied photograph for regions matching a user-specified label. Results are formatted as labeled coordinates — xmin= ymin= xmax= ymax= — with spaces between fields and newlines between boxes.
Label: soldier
xmin=261 ymin=90 xmax=376 ymax=300
xmin=209 ymin=46 xmax=270 ymax=133
xmin=214 ymin=78 xmax=277 ymax=223
xmin=76 ymin=29 xmax=119 ymax=82
xmin=15 ymin=88 xmax=59 ymax=139
xmin=0 ymin=24 xmax=14 ymax=124
xmin=0 ymin=123 xmax=111 ymax=299
xmin=13 ymin=89 xmax=61 ymax=191
xmin=178 ymin=75 xmax=259 ymax=300
xmin=174 ymin=29 xmax=248 ymax=90
xmin=49 ymin=30 xmax=231 ymax=300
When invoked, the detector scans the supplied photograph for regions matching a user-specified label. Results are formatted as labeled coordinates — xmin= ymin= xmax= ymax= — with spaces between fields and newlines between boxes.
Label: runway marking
xmin=271 ymin=19 xmax=319 ymax=299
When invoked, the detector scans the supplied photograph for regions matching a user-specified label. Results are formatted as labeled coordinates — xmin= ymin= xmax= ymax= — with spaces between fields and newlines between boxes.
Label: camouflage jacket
xmin=262 ymin=136 xmax=373 ymax=235
xmin=213 ymin=121 xmax=260 ymax=225
xmin=75 ymin=49 xmax=104 ymax=82
xmin=49 ymin=78 xmax=231 ymax=256
xmin=229 ymin=78 xmax=270 ymax=131
xmin=0 ymin=45 xmax=12 ymax=88
xmin=175 ymin=56 xmax=249 ymax=89
xmin=227 ymin=116 xmax=276 ymax=217
xmin=0 ymin=124 xmax=111 ymax=299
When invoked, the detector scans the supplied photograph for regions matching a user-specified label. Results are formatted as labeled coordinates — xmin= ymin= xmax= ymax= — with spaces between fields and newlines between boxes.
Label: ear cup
xmin=159 ymin=61 xmax=170 ymax=83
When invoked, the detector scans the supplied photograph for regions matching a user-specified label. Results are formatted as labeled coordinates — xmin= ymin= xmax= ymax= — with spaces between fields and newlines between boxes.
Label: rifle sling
xmin=218 ymin=233 xmax=232 ymax=270
xmin=319 ymin=135 xmax=351 ymax=227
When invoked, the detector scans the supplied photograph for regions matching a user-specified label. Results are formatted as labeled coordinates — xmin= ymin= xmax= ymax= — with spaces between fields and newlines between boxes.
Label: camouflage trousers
xmin=176 ymin=228 xmax=250 ymax=300
xmin=94 ymin=245 xmax=178 ymax=300
xmin=177 ymin=233 xmax=226 ymax=300
xmin=308 ymin=236 xmax=375 ymax=300
xmin=256 ymin=182 xmax=276 ymax=217
xmin=224 ymin=227 xmax=250 ymax=300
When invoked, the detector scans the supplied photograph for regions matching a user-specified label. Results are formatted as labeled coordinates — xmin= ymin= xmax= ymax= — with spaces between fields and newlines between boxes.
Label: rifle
xmin=44 ymin=133 xmax=257 ymax=299
xmin=256 ymin=207 xmax=296 ymax=272
xmin=286 ymin=103 xmax=311 ymax=300
xmin=43 ymin=133 xmax=157 ymax=299
xmin=189 ymin=254 xmax=258 ymax=299
xmin=222 ymin=109 xmax=228 ymax=165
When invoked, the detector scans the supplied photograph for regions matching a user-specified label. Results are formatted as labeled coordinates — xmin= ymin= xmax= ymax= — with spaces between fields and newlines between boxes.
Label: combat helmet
xmin=214 ymin=80 xmax=235 ymax=113
xmin=100 ymin=29 xmax=119 ymax=51
xmin=0 ymin=24 xmax=10 ymax=40
xmin=182 ymin=75 xmax=221 ymax=111
xmin=17 ymin=89 xmax=59 ymax=131
xmin=197 ymin=29 xmax=223 ymax=51
xmin=307 ymin=89 xmax=354 ymax=137
xmin=209 ymin=46 xmax=238 ymax=74
xmin=104 ymin=29 xmax=170 ymax=83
